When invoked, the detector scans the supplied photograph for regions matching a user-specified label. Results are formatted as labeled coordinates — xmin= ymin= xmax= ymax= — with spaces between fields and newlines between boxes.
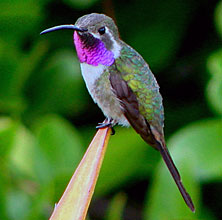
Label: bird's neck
xmin=74 ymin=31 xmax=116 ymax=66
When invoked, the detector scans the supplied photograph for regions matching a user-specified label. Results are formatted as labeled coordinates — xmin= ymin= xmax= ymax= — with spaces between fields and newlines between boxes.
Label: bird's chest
xmin=80 ymin=63 xmax=125 ymax=122
xmin=80 ymin=63 xmax=111 ymax=101
xmin=80 ymin=63 xmax=117 ymax=105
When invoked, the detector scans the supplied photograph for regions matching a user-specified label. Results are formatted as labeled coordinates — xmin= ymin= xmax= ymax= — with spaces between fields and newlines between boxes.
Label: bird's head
xmin=41 ymin=13 xmax=121 ymax=66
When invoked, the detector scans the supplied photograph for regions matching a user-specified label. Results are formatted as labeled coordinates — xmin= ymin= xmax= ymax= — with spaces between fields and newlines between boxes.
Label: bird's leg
xmin=96 ymin=118 xmax=115 ymax=135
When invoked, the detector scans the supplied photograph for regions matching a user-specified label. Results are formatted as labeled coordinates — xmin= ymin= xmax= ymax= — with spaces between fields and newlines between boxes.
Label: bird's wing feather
xmin=109 ymin=44 xmax=195 ymax=212
xmin=111 ymin=44 xmax=164 ymax=144
xmin=109 ymin=72 xmax=156 ymax=146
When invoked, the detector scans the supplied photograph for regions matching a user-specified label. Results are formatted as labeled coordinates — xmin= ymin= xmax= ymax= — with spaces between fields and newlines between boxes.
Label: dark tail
xmin=155 ymin=141 xmax=195 ymax=212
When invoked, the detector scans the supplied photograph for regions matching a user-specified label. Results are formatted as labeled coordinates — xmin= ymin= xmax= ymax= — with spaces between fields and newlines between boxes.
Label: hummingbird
xmin=40 ymin=13 xmax=195 ymax=212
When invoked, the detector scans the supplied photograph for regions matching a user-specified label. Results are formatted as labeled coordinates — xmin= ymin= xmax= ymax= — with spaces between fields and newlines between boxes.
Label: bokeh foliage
xmin=0 ymin=0 xmax=221 ymax=219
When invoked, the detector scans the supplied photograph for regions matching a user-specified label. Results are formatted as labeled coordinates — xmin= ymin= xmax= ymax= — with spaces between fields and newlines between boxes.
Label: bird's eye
xmin=98 ymin=27 xmax=106 ymax=35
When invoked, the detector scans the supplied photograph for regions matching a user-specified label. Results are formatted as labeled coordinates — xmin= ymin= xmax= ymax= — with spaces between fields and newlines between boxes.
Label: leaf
xmin=0 ymin=117 xmax=18 ymax=158
xmin=207 ymin=49 xmax=222 ymax=77
xmin=206 ymin=49 xmax=222 ymax=115
xmin=106 ymin=193 xmax=127 ymax=220
xmin=15 ymin=40 xmax=49 ymax=94
xmin=0 ymin=39 xmax=20 ymax=97
xmin=0 ymin=0 xmax=42 ymax=43
xmin=0 ymin=164 xmax=9 ymax=220
xmin=206 ymin=75 xmax=222 ymax=115
xmin=26 ymin=50 xmax=88 ymax=119
xmin=117 ymin=0 xmax=196 ymax=71
xmin=144 ymin=118 xmax=222 ymax=219
xmin=63 ymin=0 xmax=99 ymax=9
xmin=9 ymin=122 xmax=37 ymax=177
xmin=49 ymin=127 xmax=111 ymax=220
xmin=32 ymin=115 xmax=84 ymax=184
xmin=6 ymin=189 xmax=31 ymax=220
xmin=0 ymin=38 xmax=45 ymax=115
xmin=95 ymin=127 xmax=159 ymax=196
xmin=1 ymin=119 xmax=41 ymax=218
xmin=215 ymin=0 xmax=222 ymax=38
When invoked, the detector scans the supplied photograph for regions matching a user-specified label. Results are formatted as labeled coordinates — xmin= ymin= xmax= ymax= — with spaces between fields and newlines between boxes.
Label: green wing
xmin=114 ymin=43 xmax=164 ymax=137
xmin=110 ymin=44 xmax=195 ymax=212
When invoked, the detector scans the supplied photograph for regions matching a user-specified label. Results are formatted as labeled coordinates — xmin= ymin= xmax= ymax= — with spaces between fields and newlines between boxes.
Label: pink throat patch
xmin=73 ymin=31 xmax=114 ymax=66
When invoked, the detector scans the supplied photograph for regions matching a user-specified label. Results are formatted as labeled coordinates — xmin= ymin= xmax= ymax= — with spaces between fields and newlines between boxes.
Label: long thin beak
xmin=40 ymin=24 xmax=87 ymax=35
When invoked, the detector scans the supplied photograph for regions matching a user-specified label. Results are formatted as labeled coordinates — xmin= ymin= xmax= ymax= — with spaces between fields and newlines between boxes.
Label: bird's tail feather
xmin=155 ymin=141 xmax=195 ymax=212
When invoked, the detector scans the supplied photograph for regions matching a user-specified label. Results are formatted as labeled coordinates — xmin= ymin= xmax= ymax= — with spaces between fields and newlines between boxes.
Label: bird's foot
xmin=96 ymin=118 xmax=115 ymax=135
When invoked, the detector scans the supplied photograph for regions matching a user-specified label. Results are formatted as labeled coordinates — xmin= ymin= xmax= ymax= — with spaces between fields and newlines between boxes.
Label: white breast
xmin=80 ymin=63 xmax=105 ymax=102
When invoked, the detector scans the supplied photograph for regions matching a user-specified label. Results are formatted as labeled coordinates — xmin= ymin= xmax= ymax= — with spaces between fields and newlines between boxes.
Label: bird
xmin=40 ymin=13 xmax=195 ymax=212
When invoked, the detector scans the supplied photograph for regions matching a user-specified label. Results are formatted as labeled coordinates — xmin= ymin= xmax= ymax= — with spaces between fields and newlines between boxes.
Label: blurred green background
xmin=0 ymin=0 xmax=222 ymax=219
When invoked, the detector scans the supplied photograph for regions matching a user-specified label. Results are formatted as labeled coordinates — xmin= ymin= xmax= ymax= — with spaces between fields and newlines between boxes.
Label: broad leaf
xmin=145 ymin=118 xmax=222 ymax=219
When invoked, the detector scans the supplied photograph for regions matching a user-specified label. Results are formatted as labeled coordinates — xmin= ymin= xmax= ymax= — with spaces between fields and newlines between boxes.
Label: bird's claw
xmin=96 ymin=119 xmax=115 ymax=135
